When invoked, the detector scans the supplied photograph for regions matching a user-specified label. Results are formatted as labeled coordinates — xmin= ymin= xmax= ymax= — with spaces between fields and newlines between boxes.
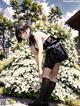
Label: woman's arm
xmin=34 ymin=35 xmax=44 ymax=74
xmin=30 ymin=45 xmax=39 ymax=67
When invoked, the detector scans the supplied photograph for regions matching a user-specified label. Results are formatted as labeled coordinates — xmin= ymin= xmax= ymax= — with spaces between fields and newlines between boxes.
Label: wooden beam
xmin=65 ymin=10 xmax=80 ymax=31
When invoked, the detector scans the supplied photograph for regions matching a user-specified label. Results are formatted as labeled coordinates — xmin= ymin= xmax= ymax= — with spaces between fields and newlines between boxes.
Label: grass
xmin=65 ymin=98 xmax=80 ymax=106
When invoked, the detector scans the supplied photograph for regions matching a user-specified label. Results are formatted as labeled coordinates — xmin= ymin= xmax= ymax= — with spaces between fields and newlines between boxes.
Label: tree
xmin=48 ymin=6 xmax=62 ymax=22
xmin=0 ymin=12 xmax=7 ymax=55
xmin=21 ymin=0 xmax=42 ymax=24
xmin=0 ymin=12 xmax=13 ymax=57
xmin=11 ymin=0 xmax=21 ymax=24
xmin=11 ymin=0 xmax=42 ymax=24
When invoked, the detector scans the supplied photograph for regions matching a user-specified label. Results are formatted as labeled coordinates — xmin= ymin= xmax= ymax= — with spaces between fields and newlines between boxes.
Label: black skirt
xmin=43 ymin=36 xmax=65 ymax=69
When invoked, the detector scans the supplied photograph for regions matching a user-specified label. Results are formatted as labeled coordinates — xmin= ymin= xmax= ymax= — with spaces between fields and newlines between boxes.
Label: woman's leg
xmin=29 ymin=67 xmax=52 ymax=106
xmin=42 ymin=67 xmax=52 ymax=79
xmin=36 ymin=63 xmax=60 ymax=104
xmin=45 ymin=63 xmax=61 ymax=101
xmin=38 ymin=68 xmax=52 ymax=102
xmin=50 ymin=62 xmax=60 ymax=82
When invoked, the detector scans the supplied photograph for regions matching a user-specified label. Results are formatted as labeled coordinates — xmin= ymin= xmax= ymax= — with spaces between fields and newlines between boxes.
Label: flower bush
xmin=0 ymin=44 xmax=40 ymax=95
xmin=33 ymin=21 xmax=78 ymax=67
xmin=0 ymin=22 xmax=80 ymax=101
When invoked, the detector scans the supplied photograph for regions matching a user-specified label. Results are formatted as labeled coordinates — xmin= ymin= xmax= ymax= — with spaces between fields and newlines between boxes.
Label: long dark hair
xmin=15 ymin=24 xmax=36 ymax=46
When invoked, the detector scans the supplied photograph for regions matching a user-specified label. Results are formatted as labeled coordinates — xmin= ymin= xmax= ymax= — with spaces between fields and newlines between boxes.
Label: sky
xmin=0 ymin=0 xmax=79 ymax=37
xmin=0 ymin=0 xmax=80 ymax=20
xmin=46 ymin=0 xmax=80 ymax=15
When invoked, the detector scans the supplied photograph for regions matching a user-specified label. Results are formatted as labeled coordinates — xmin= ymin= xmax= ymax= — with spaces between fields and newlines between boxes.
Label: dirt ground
xmin=0 ymin=95 xmax=68 ymax=106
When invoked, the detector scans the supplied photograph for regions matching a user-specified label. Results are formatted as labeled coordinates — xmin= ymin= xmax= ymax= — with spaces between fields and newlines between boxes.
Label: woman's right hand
xmin=39 ymin=73 xmax=43 ymax=79
xmin=39 ymin=69 xmax=43 ymax=79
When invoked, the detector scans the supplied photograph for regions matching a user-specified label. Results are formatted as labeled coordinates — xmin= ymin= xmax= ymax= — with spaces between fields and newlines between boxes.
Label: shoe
xmin=28 ymin=101 xmax=49 ymax=106
xmin=28 ymin=101 xmax=41 ymax=106
xmin=41 ymin=102 xmax=49 ymax=106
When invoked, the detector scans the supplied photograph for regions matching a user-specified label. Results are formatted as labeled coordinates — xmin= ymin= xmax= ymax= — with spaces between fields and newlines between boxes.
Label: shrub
xmin=0 ymin=23 xmax=80 ymax=101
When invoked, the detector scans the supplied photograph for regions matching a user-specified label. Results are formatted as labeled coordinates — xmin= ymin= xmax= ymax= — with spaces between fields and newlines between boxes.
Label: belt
xmin=43 ymin=36 xmax=63 ymax=50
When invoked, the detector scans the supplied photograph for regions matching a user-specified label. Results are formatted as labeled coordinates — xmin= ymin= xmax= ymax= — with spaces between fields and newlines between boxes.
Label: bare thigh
xmin=50 ymin=63 xmax=61 ymax=81
xmin=42 ymin=67 xmax=52 ymax=79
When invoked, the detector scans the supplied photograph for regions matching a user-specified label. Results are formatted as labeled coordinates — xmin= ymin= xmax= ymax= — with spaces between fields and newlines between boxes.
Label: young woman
xmin=16 ymin=24 xmax=67 ymax=106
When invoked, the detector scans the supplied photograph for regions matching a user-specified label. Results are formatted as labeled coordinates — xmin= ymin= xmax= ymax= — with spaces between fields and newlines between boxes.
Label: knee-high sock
xmin=38 ymin=77 xmax=51 ymax=102
xmin=44 ymin=81 xmax=56 ymax=102
xmin=28 ymin=78 xmax=50 ymax=106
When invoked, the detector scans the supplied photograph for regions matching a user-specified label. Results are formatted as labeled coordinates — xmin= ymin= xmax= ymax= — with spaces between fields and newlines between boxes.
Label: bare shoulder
xmin=33 ymin=31 xmax=46 ymax=39
xmin=33 ymin=31 xmax=47 ymax=36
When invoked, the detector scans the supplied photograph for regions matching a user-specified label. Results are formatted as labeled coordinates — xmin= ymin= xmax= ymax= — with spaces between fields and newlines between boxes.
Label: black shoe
xmin=41 ymin=102 xmax=49 ymax=106
xmin=28 ymin=101 xmax=41 ymax=106
xmin=28 ymin=101 xmax=49 ymax=106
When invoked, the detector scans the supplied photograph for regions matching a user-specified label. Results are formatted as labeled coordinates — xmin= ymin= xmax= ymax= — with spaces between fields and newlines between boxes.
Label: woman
xmin=16 ymin=24 xmax=67 ymax=106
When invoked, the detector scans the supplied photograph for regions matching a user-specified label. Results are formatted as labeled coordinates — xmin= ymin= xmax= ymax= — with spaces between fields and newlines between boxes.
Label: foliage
xmin=0 ymin=11 xmax=14 ymax=57
xmin=11 ymin=0 xmax=42 ymax=24
xmin=65 ymin=98 xmax=80 ymax=106
xmin=33 ymin=20 xmax=78 ymax=67
xmin=0 ymin=56 xmax=15 ymax=72
xmin=8 ymin=98 xmax=16 ymax=105
xmin=48 ymin=6 xmax=62 ymax=22
xmin=0 ymin=36 xmax=79 ymax=101
xmin=0 ymin=87 xmax=5 ymax=95
xmin=0 ymin=0 xmax=79 ymax=102
xmin=0 ymin=12 xmax=13 ymax=30
xmin=11 ymin=0 xmax=21 ymax=23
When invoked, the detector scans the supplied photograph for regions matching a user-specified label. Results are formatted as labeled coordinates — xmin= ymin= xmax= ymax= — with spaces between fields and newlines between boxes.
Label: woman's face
xmin=20 ymin=28 xmax=30 ymax=40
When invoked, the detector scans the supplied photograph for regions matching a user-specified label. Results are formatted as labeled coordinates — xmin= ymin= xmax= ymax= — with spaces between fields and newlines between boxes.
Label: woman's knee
xmin=49 ymin=63 xmax=60 ymax=81
xmin=42 ymin=67 xmax=52 ymax=79
xmin=52 ymin=63 xmax=60 ymax=74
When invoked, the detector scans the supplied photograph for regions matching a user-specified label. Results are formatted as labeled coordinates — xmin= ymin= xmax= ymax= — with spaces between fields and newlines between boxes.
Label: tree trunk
xmin=2 ymin=26 xmax=5 ymax=54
